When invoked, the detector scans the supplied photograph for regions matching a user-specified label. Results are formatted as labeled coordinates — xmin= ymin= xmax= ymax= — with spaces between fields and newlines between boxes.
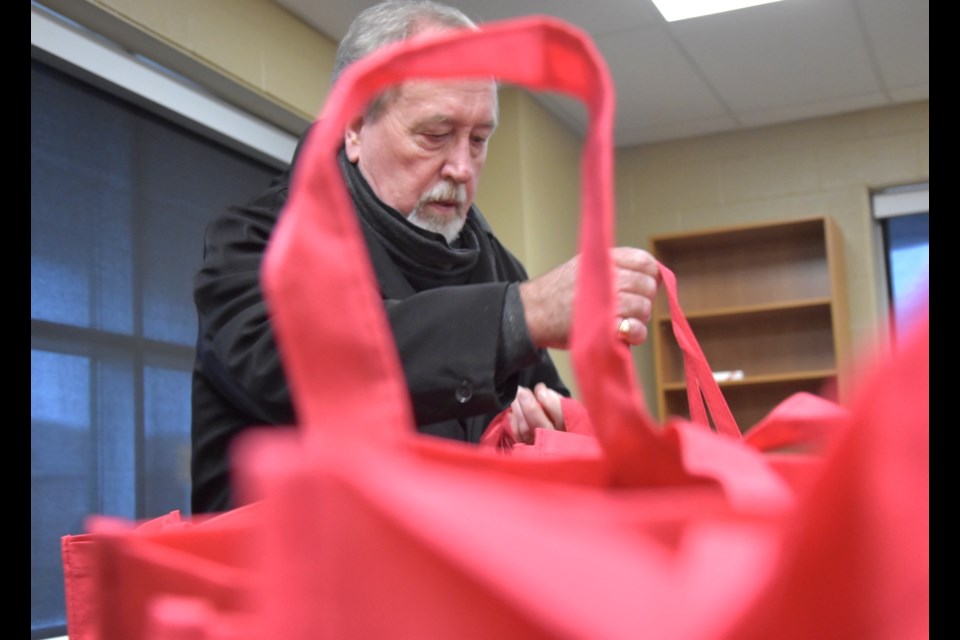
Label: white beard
xmin=406 ymin=181 xmax=468 ymax=244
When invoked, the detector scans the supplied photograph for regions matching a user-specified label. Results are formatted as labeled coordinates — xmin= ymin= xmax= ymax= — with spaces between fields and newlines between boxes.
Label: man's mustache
xmin=422 ymin=181 xmax=466 ymax=206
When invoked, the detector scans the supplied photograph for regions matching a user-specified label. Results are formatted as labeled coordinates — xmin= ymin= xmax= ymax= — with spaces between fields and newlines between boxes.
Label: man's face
xmin=345 ymin=78 xmax=498 ymax=242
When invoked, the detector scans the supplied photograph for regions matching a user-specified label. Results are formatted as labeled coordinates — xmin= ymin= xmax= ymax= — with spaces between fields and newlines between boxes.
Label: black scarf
xmin=339 ymin=149 xmax=498 ymax=291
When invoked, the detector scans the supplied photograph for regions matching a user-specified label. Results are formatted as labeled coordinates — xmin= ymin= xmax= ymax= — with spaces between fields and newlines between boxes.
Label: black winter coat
xmin=190 ymin=136 xmax=568 ymax=514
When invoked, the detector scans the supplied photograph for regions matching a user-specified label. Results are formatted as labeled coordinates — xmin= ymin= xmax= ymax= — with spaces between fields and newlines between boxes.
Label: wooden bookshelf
xmin=649 ymin=216 xmax=850 ymax=432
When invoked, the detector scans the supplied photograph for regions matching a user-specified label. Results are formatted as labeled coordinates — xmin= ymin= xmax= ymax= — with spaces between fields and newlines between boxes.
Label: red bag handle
xmin=657 ymin=263 xmax=742 ymax=438
xmin=262 ymin=17 xmax=683 ymax=476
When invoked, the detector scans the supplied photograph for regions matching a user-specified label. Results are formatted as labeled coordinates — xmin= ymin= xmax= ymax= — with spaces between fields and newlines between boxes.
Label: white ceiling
xmin=273 ymin=0 xmax=928 ymax=148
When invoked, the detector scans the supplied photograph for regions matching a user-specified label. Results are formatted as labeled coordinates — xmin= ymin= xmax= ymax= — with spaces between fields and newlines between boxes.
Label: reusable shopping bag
xmin=60 ymin=15 xmax=928 ymax=640
xmin=237 ymin=14 xmax=927 ymax=639
xmin=61 ymin=504 xmax=261 ymax=640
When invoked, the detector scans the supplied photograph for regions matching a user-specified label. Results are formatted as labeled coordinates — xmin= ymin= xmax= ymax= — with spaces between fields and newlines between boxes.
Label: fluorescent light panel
xmin=651 ymin=0 xmax=785 ymax=22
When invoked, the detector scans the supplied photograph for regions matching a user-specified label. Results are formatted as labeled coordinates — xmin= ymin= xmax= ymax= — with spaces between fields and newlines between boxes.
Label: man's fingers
xmin=518 ymin=386 xmax=556 ymax=432
xmin=510 ymin=395 xmax=531 ymax=444
xmin=510 ymin=385 xmax=568 ymax=444
xmin=534 ymin=383 xmax=565 ymax=430
xmin=611 ymin=247 xmax=660 ymax=279
xmin=615 ymin=317 xmax=649 ymax=345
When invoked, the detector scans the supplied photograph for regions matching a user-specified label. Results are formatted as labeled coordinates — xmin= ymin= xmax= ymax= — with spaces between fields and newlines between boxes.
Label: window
xmin=31 ymin=8 xmax=297 ymax=638
xmin=872 ymin=183 xmax=929 ymax=343
xmin=883 ymin=211 xmax=929 ymax=335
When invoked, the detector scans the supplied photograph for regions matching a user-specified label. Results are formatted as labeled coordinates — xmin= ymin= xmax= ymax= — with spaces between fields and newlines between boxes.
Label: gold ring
xmin=618 ymin=318 xmax=631 ymax=338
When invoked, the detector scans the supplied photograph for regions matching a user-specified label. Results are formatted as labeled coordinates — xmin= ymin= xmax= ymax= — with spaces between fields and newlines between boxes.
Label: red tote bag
xmin=232 ymin=14 xmax=926 ymax=640
xmin=62 ymin=15 xmax=928 ymax=640
xmin=253 ymin=15 xmax=799 ymax=511
xmin=230 ymin=17 xmax=795 ymax=640
xmin=61 ymin=504 xmax=262 ymax=640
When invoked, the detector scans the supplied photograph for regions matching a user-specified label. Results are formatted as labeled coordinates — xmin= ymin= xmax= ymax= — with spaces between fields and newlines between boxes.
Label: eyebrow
xmin=419 ymin=114 xmax=497 ymax=129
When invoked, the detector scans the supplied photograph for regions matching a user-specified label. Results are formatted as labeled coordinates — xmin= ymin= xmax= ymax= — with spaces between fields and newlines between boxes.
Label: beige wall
xmin=37 ymin=0 xmax=336 ymax=133
xmin=36 ymin=0 xmax=929 ymax=416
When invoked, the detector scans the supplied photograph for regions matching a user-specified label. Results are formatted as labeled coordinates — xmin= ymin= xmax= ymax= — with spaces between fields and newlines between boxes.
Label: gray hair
xmin=332 ymin=1 xmax=478 ymax=83
xmin=332 ymin=1 xmax=481 ymax=119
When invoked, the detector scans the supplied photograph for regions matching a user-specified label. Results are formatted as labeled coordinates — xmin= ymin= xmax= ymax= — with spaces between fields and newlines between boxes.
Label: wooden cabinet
xmin=649 ymin=216 xmax=850 ymax=432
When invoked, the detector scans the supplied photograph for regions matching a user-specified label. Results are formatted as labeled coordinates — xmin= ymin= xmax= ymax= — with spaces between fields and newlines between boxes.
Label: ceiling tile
xmin=462 ymin=0 xmax=660 ymax=34
xmin=597 ymin=27 xmax=732 ymax=129
xmin=854 ymin=0 xmax=929 ymax=94
xmin=668 ymin=0 xmax=881 ymax=111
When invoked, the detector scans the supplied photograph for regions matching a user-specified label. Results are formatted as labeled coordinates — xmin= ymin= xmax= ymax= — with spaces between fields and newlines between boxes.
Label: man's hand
xmin=518 ymin=247 xmax=660 ymax=349
xmin=508 ymin=383 xmax=566 ymax=444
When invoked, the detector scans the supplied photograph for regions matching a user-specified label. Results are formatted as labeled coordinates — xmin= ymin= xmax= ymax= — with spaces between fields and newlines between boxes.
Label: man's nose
xmin=441 ymin=137 xmax=474 ymax=184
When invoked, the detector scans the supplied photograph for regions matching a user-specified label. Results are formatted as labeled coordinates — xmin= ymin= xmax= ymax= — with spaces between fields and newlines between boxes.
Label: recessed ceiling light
xmin=651 ymin=0 xmax=786 ymax=22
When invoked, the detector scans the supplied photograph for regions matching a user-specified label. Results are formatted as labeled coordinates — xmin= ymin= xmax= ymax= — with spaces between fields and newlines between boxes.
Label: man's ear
xmin=344 ymin=117 xmax=363 ymax=162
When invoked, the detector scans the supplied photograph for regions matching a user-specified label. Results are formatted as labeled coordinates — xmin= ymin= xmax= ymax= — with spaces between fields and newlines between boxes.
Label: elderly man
xmin=190 ymin=0 xmax=660 ymax=514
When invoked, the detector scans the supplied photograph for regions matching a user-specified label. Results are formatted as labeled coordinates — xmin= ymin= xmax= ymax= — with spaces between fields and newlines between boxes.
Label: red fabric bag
xmin=61 ymin=509 xmax=184 ymax=640
xmin=237 ymin=14 xmax=927 ymax=640
xmin=61 ymin=15 xmax=928 ymax=640
xmin=252 ymin=15 xmax=799 ymax=512
xmin=61 ymin=504 xmax=261 ymax=640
